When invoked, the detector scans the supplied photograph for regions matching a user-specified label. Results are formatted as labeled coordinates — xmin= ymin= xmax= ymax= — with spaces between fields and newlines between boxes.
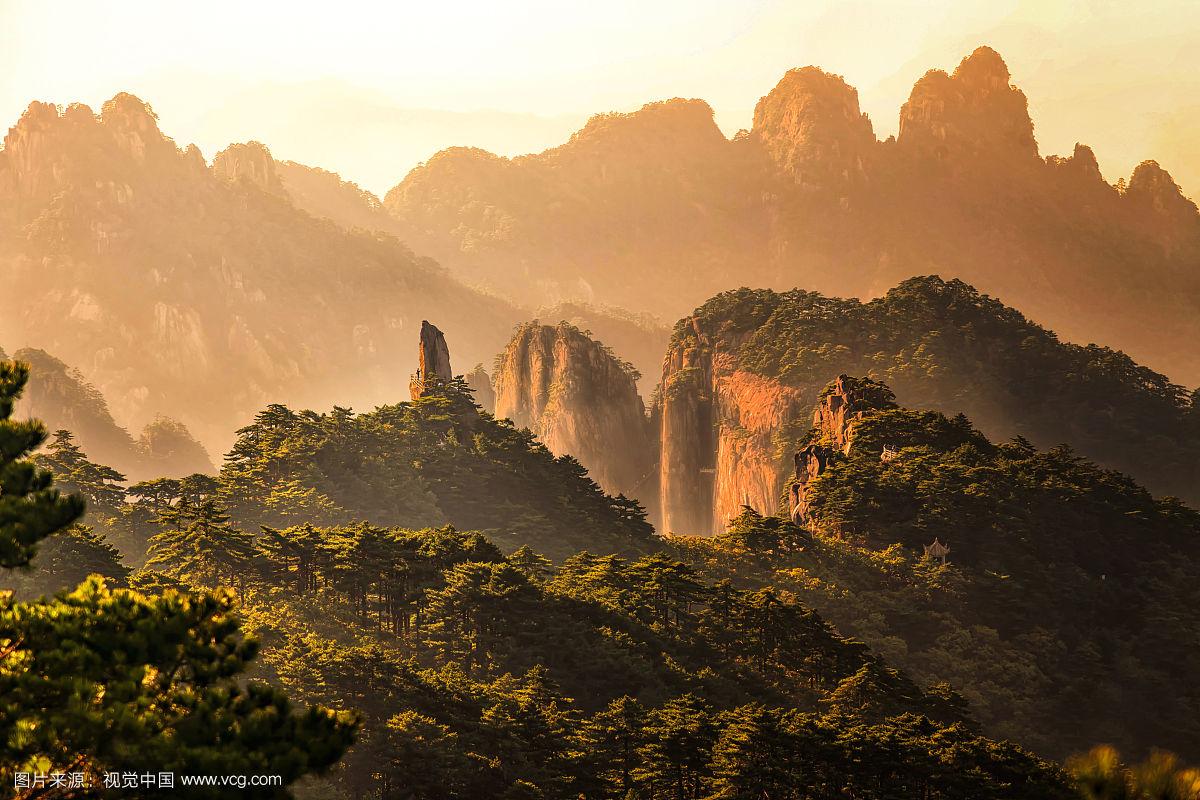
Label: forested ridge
xmin=668 ymin=276 xmax=1200 ymax=505
xmin=4 ymin=357 xmax=1200 ymax=797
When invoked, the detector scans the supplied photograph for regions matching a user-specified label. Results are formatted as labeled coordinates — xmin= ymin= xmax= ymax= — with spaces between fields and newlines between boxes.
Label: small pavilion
xmin=923 ymin=538 xmax=951 ymax=565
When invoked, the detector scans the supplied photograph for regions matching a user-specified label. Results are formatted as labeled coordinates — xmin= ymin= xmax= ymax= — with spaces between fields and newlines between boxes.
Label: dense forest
xmin=665 ymin=276 xmax=1200 ymax=505
xmin=669 ymin=375 xmax=1200 ymax=759
xmin=4 ymin=346 xmax=1200 ymax=797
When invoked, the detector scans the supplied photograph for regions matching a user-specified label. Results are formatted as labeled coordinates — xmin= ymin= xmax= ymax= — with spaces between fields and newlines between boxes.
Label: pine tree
xmin=8 ymin=523 xmax=129 ymax=597
xmin=33 ymin=429 xmax=127 ymax=512
xmin=0 ymin=357 xmax=358 ymax=789
xmin=146 ymin=497 xmax=258 ymax=593
xmin=508 ymin=544 xmax=554 ymax=583
xmin=636 ymin=694 xmax=717 ymax=800
xmin=0 ymin=361 xmax=85 ymax=568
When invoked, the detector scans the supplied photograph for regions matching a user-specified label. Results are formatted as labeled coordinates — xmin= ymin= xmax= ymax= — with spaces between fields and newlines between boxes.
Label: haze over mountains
xmin=0 ymin=95 xmax=522 ymax=451
xmin=385 ymin=46 xmax=1200 ymax=386
xmin=1 ymin=45 xmax=1197 ymax=462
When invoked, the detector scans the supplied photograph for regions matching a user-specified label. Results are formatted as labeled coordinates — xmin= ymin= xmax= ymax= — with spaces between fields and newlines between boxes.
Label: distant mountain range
xmin=2 ymin=45 xmax=1197 ymax=457
xmin=0 ymin=96 xmax=522 ymax=451
xmin=382 ymin=47 xmax=1200 ymax=387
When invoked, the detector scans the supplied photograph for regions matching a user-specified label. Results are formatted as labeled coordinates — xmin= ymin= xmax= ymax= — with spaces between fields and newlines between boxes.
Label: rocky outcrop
xmin=1126 ymin=161 xmax=1198 ymax=219
xmin=212 ymin=141 xmax=286 ymax=196
xmin=898 ymin=46 xmax=1037 ymax=162
xmin=409 ymin=321 xmax=453 ymax=400
xmin=752 ymin=67 xmax=876 ymax=187
xmin=657 ymin=317 xmax=808 ymax=536
xmin=788 ymin=376 xmax=897 ymax=524
xmin=465 ymin=363 xmax=495 ymax=413
xmin=494 ymin=322 xmax=651 ymax=499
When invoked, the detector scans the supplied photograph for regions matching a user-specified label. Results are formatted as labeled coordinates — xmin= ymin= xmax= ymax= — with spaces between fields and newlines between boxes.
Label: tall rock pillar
xmin=409 ymin=320 xmax=453 ymax=400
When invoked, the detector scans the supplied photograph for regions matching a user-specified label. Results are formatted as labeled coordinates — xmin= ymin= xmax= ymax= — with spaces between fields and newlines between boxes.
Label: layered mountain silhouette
xmin=3 ymin=46 xmax=1198 ymax=456
xmin=383 ymin=47 xmax=1200 ymax=386
xmin=478 ymin=277 xmax=1200 ymax=532
xmin=0 ymin=96 xmax=523 ymax=451
xmin=0 ymin=345 xmax=212 ymax=478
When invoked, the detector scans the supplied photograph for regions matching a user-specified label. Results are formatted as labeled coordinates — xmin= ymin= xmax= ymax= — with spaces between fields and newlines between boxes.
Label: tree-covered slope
xmin=215 ymin=380 xmax=655 ymax=560
xmin=668 ymin=376 xmax=1200 ymax=760
xmin=664 ymin=276 xmax=1200 ymax=508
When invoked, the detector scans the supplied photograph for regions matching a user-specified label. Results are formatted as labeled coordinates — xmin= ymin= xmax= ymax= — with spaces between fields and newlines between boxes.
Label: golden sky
xmin=2 ymin=0 xmax=1197 ymax=196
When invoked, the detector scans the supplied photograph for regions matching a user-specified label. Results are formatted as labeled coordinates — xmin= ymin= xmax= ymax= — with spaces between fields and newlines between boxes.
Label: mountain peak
xmin=952 ymin=45 xmax=1012 ymax=88
xmin=212 ymin=141 xmax=285 ymax=195
xmin=99 ymin=93 xmax=159 ymax=128
xmin=561 ymin=98 xmax=726 ymax=159
xmin=1126 ymin=160 xmax=1198 ymax=219
xmin=752 ymin=66 xmax=876 ymax=186
xmin=898 ymin=46 xmax=1037 ymax=161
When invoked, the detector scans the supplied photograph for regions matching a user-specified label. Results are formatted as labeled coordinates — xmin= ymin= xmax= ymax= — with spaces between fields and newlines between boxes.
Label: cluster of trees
xmin=674 ymin=277 xmax=1200 ymax=502
xmin=218 ymin=381 xmax=653 ymax=559
xmin=668 ymin=377 xmax=1200 ymax=759
xmin=7 ymin=349 xmax=1200 ymax=798
xmin=11 ymin=380 xmax=656 ymax=599
xmin=0 ymin=360 xmax=357 ymax=794
xmin=203 ymin=518 xmax=1071 ymax=798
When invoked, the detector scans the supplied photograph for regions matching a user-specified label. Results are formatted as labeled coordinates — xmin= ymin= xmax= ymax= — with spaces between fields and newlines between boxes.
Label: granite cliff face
xmin=493 ymin=322 xmax=652 ymax=499
xmin=0 ymin=96 xmax=521 ymax=452
xmin=656 ymin=318 xmax=808 ymax=536
xmin=651 ymin=277 xmax=1200 ymax=536
xmin=383 ymin=47 xmax=1200 ymax=386
xmin=465 ymin=364 xmax=495 ymax=413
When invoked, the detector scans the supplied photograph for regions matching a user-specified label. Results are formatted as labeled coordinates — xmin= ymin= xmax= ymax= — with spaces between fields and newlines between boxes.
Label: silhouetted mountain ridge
xmin=384 ymin=46 xmax=1200 ymax=386
xmin=0 ymin=95 xmax=524 ymax=452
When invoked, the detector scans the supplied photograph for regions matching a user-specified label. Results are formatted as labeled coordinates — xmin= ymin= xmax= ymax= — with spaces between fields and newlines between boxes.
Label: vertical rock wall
xmin=493 ymin=322 xmax=653 ymax=500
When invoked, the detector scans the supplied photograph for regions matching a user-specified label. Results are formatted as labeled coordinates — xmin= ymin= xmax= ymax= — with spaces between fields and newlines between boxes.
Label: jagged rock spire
xmin=409 ymin=320 xmax=453 ymax=401
xmin=790 ymin=375 xmax=897 ymax=524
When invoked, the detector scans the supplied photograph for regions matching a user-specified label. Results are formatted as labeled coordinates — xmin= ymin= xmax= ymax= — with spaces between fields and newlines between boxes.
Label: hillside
xmin=670 ymin=375 xmax=1200 ymax=760
xmin=0 ymin=97 xmax=522 ymax=453
xmin=384 ymin=47 xmax=1200 ymax=386
xmin=655 ymin=276 xmax=1200 ymax=535
xmin=6 ymin=337 xmax=1195 ymax=791
xmin=6 ymin=346 xmax=212 ymax=479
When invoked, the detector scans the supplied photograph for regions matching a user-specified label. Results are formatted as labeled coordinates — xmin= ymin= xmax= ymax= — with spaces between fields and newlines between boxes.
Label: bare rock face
xmin=465 ymin=363 xmax=495 ymax=413
xmin=752 ymin=66 xmax=877 ymax=187
xmin=656 ymin=317 xmax=808 ymax=536
xmin=788 ymin=375 xmax=897 ymax=524
xmin=494 ymin=322 xmax=651 ymax=499
xmin=898 ymin=46 xmax=1037 ymax=161
xmin=409 ymin=320 xmax=453 ymax=400
xmin=212 ymin=141 xmax=286 ymax=196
